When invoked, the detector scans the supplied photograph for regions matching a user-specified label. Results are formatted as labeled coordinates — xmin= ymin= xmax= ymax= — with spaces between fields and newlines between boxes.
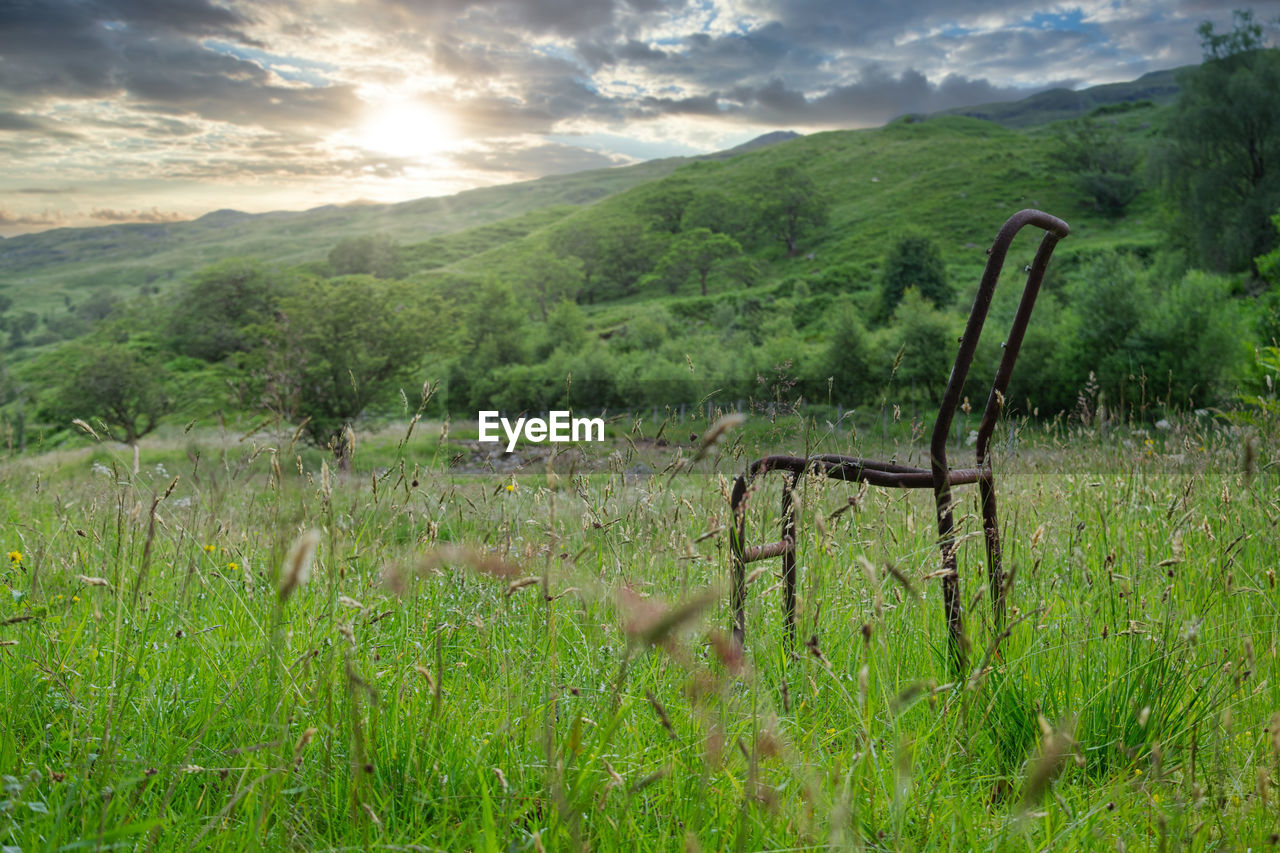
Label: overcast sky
xmin=2 ymin=0 xmax=1277 ymax=236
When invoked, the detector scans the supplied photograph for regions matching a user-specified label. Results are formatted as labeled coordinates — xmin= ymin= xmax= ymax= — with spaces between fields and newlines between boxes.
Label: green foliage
xmin=37 ymin=341 xmax=173 ymax=443
xmin=549 ymin=214 xmax=658 ymax=303
xmin=500 ymin=245 xmax=583 ymax=320
xmin=749 ymin=164 xmax=830 ymax=256
xmin=327 ymin=234 xmax=403 ymax=278
xmin=822 ymin=300 xmax=875 ymax=403
xmin=1159 ymin=12 xmax=1280 ymax=272
xmin=274 ymin=275 xmax=448 ymax=448
xmin=653 ymin=228 xmax=742 ymax=296
xmin=1053 ymin=117 xmax=1142 ymax=215
xmin=877 ymin=233 xmax=950 ymax=321
xmin=886 ymin=288 xmax=956 ymax=403
xmin=1057 ymin=252 xmax=1249 ymax=414
xmin=168 ymin=258 xmax=285 ymax=362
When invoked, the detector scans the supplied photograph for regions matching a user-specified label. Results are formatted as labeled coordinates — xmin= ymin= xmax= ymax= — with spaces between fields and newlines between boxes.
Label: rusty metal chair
xmin=729 ymin=209 xmax=1070 ymax=675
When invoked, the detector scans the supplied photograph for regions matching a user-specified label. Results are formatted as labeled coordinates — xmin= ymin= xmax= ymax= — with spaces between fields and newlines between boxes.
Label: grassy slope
xmin=0 ymin=157 xmax=686 ymax=317
xmin=450 ymin=107 xmax=1166 ymax=322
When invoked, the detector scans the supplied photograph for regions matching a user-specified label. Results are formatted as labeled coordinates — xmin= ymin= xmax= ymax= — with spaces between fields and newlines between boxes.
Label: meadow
xmin=2 ymin=408 xmax=1277 ymax=851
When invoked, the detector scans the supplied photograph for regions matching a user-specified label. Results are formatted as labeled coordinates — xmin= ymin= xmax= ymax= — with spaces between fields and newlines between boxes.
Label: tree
xmin=752 ymin=164 xmax=830 ymax=256
xmin=169 ymin=258 xmax=285 ymax=361
xmin=274 ymin=275 xmax=449 ymax=459
xmin=823 ymin=300 xmax=875 ymax=404
xmin=1159 ymin=10 xmax=1280 ymax=273
xmin=1054 ymin=116 xmax=1142 ymax=216
xmin=328 ymin=234 xmax=403 ymax=278
xmin=887 ymin=288 xmax=955 ymax=403
xmin=682 ymin=189 xmax=755 ymax=241
xmin=40 ymin=342 xmax=173 ymax=467
xmin=549 ymin=215 xmax=657 ymax=302
xmin=633 ymin=175 xmax=695 ymax=233
xmin=653 ymin=228 xmax=742 ymax=296
xmin=878 ymin=233 xmax=950 ymax=321
xmin=507 ymin=246 xmax=583 ymax=320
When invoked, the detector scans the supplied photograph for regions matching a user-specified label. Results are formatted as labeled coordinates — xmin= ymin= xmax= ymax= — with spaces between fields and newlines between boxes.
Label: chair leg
xmin=737 ymin=522 xmax=747 ymax=648
xmin=935 ymin=489 xmax=968 ymax=677
xmin=980 ymin=478 xmax=1005 ymax=633
xmin=781 ymin=474 xmax=798 ymax=652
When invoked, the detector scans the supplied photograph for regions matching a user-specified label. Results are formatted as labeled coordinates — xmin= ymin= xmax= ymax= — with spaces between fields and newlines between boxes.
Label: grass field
xmin=2 ymin=410 xmax=1278 ymax=850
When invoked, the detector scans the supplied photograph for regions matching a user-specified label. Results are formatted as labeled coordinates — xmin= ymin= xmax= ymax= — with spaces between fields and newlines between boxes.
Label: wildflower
xmin=7 ymin=551 xmax=20 ymax=564
xmin=505 ymin=483 xmax=517 ymax=492
xmin=226 ymin=562 xmax=238 ymax=572
xmin=203 ymin=544 xmax=216 ymax=553
xmin=72 ymin=596 xmax=81 ymax=603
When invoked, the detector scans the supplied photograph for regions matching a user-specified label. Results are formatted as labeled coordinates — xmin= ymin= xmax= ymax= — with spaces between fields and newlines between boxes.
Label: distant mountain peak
xmin=707 ymin=131 xmax=802 ymax=159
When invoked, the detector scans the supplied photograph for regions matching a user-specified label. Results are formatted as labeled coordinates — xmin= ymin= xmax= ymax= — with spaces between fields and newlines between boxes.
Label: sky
xmin=2 ymin=0 xmax=1278 ymax=236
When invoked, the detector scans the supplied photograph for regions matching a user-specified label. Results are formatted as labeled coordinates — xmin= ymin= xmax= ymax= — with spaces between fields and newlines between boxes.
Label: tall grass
xmin=1 ymin=411 xmax=1277 ymax=849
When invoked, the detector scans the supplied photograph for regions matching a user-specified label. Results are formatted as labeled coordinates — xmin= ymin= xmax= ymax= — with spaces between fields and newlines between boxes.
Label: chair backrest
xmin=929 ymin=209 xmax=1070 ymax=483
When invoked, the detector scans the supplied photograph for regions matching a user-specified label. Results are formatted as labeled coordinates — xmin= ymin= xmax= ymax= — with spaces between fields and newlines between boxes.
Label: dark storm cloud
xmin=0 ymin=110 xmax=82 ymax=138
xmin=0 ymin=0 xmax=357 ymax=133
xmin=635 ymin=65 xmax=1037 ymax=126
xmin=370 ymin=0 xmax=675 ymax=39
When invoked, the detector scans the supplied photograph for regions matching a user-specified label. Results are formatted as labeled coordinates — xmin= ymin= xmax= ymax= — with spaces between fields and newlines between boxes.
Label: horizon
xmin=3 ymin=0 xmax=1280 ymax=238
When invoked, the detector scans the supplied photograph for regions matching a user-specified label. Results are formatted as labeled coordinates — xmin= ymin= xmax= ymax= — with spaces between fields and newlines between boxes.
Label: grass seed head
xmin=279 ymin=529 xmax=321 ymax=602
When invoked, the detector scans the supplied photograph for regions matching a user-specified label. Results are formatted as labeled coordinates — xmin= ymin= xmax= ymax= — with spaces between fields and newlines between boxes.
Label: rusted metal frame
xmin=929 ymin=210 xmax=1070 ymax=675
xmin=730 ymin=456 xmax=808 ymax=648
xmin=729 ymin=453 xmax=994 ymax=650
xmin=973 ymin=227 xmax=1066 ymax=632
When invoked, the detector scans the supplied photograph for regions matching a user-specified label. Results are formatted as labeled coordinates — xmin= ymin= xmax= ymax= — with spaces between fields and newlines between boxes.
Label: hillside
xmin=0 ymin=156 xmax=690 ymax=318
xmin=940 ymin=67 xmax=1185 ymax=127
xmin=445 ymin=108 xmax=1165 ymax=305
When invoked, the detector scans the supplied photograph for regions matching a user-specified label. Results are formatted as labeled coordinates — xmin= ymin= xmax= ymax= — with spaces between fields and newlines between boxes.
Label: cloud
xmin=0 ymin=207 xmax=69 ymax=227
xmin=6 ymin=0 xmax=1280 ymax=236
xmin=0 ymin=0 xmax=358 ymax=135
xmin=449 ymin=140 xmax=631 ymax=174
xmin=0 ymin=111 xmax=82 ymax=139
xmin=89 ymin=207 xmax=188 ymax=223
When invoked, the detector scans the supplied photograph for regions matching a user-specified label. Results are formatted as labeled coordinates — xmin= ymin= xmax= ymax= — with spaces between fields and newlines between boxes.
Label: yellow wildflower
xmin=203 ymin=544 xmax=216 ymax=553
xmin=226 ymin=562 xmax=238 ymax=572
xmin=7 ymin=550 xmax=20 ymax=563
xmin=505 ymin=483 xmax=517 ymax=492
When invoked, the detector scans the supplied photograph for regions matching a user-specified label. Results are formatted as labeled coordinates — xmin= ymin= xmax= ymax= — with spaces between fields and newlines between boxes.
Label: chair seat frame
xmin=729 ymin=209 xmax=1070 ymax=675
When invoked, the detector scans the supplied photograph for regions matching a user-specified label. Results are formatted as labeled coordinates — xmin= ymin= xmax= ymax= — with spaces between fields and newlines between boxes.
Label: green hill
xmin=0 ymin=156 xmax=691 ymax=318
xmin=940 ymin=67 xmax=1185 ymax=127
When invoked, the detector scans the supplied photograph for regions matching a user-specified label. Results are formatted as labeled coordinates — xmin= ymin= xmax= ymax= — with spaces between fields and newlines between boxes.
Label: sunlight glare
xmin=356 ymin=101 xmax=456 ymax=158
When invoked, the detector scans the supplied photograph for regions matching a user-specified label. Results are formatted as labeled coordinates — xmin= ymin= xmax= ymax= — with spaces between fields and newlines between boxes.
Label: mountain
xmin=0 ymin=132 xmax=804 ymax=320
xmin=939 ymin=67 xmax=1185 ymax=127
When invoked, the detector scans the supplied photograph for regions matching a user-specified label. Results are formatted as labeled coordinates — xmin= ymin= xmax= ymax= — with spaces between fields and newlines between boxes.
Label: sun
xmin=355 ymin=100 xmax=456 ymax=159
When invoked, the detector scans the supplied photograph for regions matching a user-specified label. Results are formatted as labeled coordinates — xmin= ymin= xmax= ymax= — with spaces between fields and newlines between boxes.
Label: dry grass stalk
xmin=71 ymin=418 xmax=100 ymax=440
xmin=619 ymin=586 xmax=719 ymax=647
xmin=505 ymin=576 xmax=542 ymax=597
xmin=278 ymin=529 xmax=321 ymax=602
xmin=1018 ymin=716 xmax=1077 ymax=810
xmin=421 ymin=544 xmax=524 ymax=581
